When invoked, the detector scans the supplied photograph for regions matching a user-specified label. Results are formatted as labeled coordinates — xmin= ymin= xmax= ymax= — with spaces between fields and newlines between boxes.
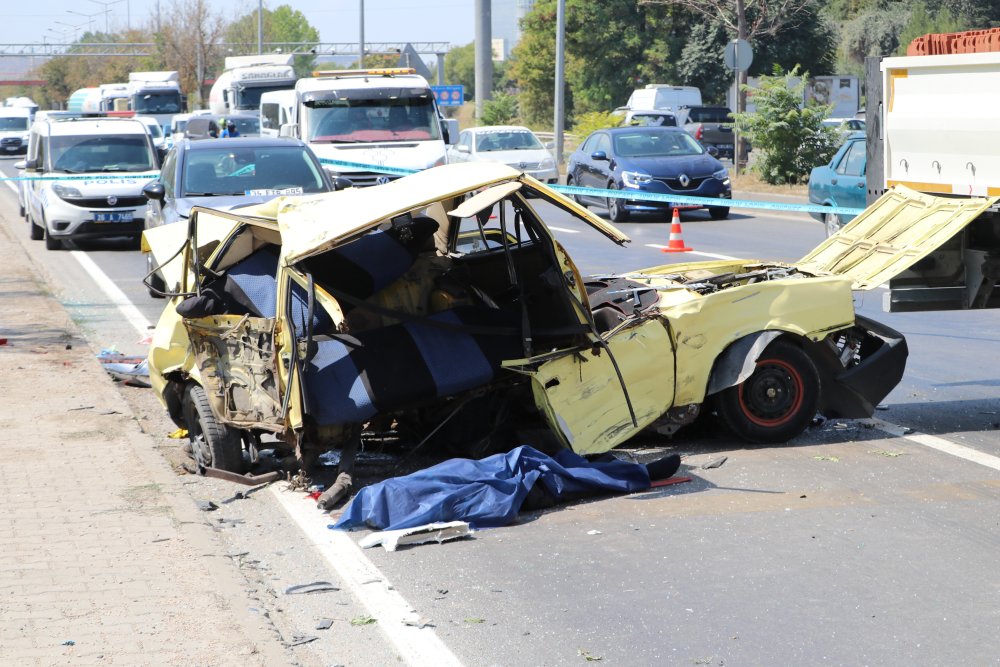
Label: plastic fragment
xmin=285 ymin=581 xmax=339 ymax=595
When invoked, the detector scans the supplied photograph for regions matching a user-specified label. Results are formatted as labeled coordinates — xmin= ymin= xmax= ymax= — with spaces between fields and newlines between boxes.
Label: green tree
xmin=676 ymin=21 xmax=730 ymax=103
xmin=733 ymin=66 xmax=839 ymax=184
xmin=480 ymin=92 xmax=519 ymax=125
xmin=445 ymin=43 xmax=476 ymax=94
xmin=837 ymin=5 xmax=909 ymax=75
xmin=223 ymin=4 xmax=319 ymax=76
xmin=896 ymin=1 xmax=963 ymax=54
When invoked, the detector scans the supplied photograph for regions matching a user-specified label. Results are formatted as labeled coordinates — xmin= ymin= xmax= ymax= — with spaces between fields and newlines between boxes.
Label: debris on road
xmin=813 ymin=455 xmax=840 ymax=462
xmin=868 ymin=449 xmax=905 ymax=458
xmin=315 ymin=618 xmax=334 ymax=630
xmin=202 ymin=467 xmax=283 ymax=486
xmin=358 ymin=521 xmax=472 ymax=552
xmin=586 ymin=530 xmax=602 ymax=535
xmin=284 ymin=634 xmax=318 ymax=647
xmin=403 ymin=615 xmax=434 ymax=628
xmin=195 ymin=500 xmax=218 ymax=512
xmin=284 ymin=581 xmax=340 ymax=595
xmin=578 ymin=649 xmax=603 ymax=662
xmin=701 ymin=456 xmax=728 ymax=469
xmin=350 ymin=615 xmax=377 ymax=626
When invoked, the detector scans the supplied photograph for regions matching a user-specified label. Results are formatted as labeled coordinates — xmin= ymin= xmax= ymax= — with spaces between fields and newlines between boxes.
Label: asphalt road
xmin=2 ymin=156 xmax=999 ymax=666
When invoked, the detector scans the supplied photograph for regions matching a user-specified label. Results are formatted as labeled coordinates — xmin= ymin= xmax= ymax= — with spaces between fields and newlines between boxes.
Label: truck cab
xmin=208 ymin=55 xmax=296 ymax=117
xmin=283 ymin=68 xmax=459 ymax=186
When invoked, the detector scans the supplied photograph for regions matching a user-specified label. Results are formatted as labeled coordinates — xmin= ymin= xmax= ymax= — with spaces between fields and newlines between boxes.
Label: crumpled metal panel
xmin=795 ymin=185 xmax=998 ymax=290
xmin=184 ymin=315 xmax=285 ymax=431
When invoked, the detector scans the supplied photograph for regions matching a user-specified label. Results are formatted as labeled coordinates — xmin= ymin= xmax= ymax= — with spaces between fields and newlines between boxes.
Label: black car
xmin=141 ymin=136 xmax=338 ymax=296
xmin=566 ymin=126 xmax=732 ymax=222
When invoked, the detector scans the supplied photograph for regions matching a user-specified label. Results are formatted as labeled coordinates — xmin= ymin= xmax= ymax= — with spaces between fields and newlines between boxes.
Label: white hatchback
xmin=448 ymin=125 xmax=558 ymax=183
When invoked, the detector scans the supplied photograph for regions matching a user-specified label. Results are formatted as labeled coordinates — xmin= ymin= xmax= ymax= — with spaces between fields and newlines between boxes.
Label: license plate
xmin=5 ymin=146 xmax=18 ymax=151
xmin=93 ymin=211 xmax=134 ymax=223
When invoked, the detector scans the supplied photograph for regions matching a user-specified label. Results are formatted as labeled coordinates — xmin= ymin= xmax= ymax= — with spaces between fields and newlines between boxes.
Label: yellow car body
xmin=143 ymin=162 xmax=994 ymax=469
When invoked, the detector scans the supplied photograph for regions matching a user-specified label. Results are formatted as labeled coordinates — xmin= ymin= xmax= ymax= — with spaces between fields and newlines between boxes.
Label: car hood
xmin=616 ymin=154 xmax=720 ymax=177
xmin=795 ymin=184 xmax=998 ymax=289
xmin=473 ymin=148 xmax=552 ymax=166
xmin=172 ymin=193 xmax=290 ymax=218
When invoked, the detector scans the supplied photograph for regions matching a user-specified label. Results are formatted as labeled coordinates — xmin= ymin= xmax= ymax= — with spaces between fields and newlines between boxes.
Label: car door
xmin=145 ymin=148 xmax=177 ymax=228
xmin=831 ymin=138 xmax=866 ymax=218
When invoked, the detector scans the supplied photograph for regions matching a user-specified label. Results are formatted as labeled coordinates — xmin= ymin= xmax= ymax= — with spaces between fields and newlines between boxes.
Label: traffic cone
xmin=661 ymin=208 xmax=693 ymax=252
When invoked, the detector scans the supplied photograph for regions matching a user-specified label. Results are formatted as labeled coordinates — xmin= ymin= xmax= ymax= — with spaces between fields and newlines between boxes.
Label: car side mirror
xmin=455 ymin=144 xmax=470 ymax=153
xmin=14 ymin=159 xmax=27 ymax=170
xmin=706 ymin=146 xmax=719 ymax=157
xmin=279 ymin=123 xmax=297 ymax=138
xmin=332 ymin=177 xmax=354 ymax=191
xmin=18 ymin=158 xmax=37 ymax=171
xmin=442 ymin=118 xmax=460 ymax=145
xmin=544 ymin=141 xmax=555 ymax=149
xmin=591 ymin=151 xmax=608 ymax=161
xmin=143 ymin=182 xmax=166 ymax=202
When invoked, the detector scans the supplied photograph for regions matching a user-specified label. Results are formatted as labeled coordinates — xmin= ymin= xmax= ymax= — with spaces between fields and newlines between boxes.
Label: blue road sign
xmin=432 ymin=85 xmax=465 ymax=107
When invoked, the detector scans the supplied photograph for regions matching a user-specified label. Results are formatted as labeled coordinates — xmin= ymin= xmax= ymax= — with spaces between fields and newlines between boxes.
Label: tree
xmin=224 ymin=4 xmax=319 ymax=77
xmin=158 ymin=0 xmax=227 ymax=109
xmin=733 ymin=66 xmax=839 ymax=184
xmin=445 ymin=43 xmax=476 ymax=96
xmin=480 ymin=92 xmax=519 ymax=125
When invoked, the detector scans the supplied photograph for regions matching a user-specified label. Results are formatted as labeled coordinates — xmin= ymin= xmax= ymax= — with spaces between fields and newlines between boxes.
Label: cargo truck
xmin=127 ymin=71 xmax=183 ymax=134
xmin=279 ymin=67 xmax=458 ymax=186
xmin=208 ymin=54 xmax=297 ymax=117
xmin=864 ymin=45 xmax=1000 ymax=311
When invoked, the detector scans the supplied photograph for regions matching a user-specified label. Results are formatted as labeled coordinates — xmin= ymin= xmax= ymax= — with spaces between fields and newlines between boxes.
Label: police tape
xmin=0 ymin=172 xmax=160 ymax=183
xmin=315 ymin=157 xmax=865 ymax=217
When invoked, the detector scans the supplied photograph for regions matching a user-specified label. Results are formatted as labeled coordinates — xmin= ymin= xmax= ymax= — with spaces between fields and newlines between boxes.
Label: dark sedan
xmin=142 ymin=136 xmax=336 ymax=296
xmin=566 ymin=126 xmax=731 ymax=222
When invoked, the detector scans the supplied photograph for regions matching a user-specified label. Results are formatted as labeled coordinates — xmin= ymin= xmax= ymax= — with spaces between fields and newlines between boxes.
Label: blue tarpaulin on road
xmin=331 ymin=445 xmax=651 ymax=531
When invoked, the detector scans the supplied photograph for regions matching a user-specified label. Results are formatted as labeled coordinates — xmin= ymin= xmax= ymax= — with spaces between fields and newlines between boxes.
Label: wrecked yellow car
xmin=145 ymin=163 xmax=988 ymax=502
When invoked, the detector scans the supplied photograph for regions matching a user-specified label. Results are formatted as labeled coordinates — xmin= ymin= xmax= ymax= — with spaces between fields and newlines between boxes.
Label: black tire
xmin=44 ymin=229 xmax=62 ymax=250
xmin=709 ymin=206 xmax=730 ymax=220
xmin=566 ymin=175 xmax=585 ymax=205
xmin=824 ymin=211 xmax=843 ymax=237
xmin=146 ymin=252 xmax=166 ymax=298
xmin=716 ymin=340 xmax=819 ymax=444
xmin=18 ymin=201 xmax=25 ymax=218
xmin=28 ymin=212 xmax=43 ymax=241
xmin=181 ymin=383 xmax=246 ymax=473
xmin=607 ymin=182 xmax=629 ymax=222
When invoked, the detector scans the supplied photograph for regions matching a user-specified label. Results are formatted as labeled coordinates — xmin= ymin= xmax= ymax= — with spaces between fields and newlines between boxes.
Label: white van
xmin=0 ymin=106 xmax=32 ymax=155
xmin=260 ymin=89 xmax=295 ymax=138
xmin=17 ymin=116 xmax=159 ymax=250
xmin=626 ymin=85 xmax=702 ymax=112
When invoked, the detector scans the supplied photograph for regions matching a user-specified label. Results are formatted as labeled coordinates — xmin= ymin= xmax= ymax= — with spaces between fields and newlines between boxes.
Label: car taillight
xmin=695 ymin=126 xmax=703 ymax=140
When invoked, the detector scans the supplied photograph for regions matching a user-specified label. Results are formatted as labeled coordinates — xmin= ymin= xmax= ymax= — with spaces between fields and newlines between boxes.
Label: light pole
xmin=54 ymin=20 xmax=86 ymax=41
xmin=87 ymin=0 xmax=129 ymax=34
xmin=67 ymin=9 xmax=103 ymax=34
xmin=257 ymin=0 xmax=263 ymax=55
xmin=359 ymin=0 xmax=365 ymax=69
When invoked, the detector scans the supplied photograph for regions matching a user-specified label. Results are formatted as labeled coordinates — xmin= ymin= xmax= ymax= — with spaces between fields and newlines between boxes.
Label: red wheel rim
xmin=737 ymin=357 xmax=804 ymax=427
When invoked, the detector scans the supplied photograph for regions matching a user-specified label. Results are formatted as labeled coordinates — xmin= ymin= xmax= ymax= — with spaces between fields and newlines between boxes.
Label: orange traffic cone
xmin=661 ymin=208 xmax=693 ymax=252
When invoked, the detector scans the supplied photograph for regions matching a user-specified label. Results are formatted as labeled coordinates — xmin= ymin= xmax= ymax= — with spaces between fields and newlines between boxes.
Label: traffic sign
xmin=724 ymin=39 xmax=753 ymax=72
xmin=432 ymin=85 xmax=465 ymax=107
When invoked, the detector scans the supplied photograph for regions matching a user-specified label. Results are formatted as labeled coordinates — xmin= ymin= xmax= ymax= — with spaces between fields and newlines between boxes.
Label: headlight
xmin=540 ymin=158 xmax=555 ymax=170
xmin=621 ymin=170 xmax=653 ymax=188
xmin=52 ymin=183 xmax=83 ymax=199
xmin=713 ymin=167 xmax=729 ymax=180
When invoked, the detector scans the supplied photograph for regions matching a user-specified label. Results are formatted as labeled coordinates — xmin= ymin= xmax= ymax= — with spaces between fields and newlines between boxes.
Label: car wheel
xmin=44 ymin=227 xmax=62 ymax=250
xmin=566 ymin=175 xmax=585 ymax=206
xmin=181 ymin=383 xmax=246 ymax=474
xmin=824 ymin=211 xmax=843 ymax=237
xmin=607 ymin=182 xmax=629 ymax=222
xmin=709 ymin=206 xmax=730 ymax=220
xmin=146 ymin=252 xmax=166 ymax=299
xmin=716 ymin=340 xmax=819 ymax=444
xmin=18 ymin=201 xmax=25 ymax=218
xmin=28 ymin=211 xmax=43 ymax=241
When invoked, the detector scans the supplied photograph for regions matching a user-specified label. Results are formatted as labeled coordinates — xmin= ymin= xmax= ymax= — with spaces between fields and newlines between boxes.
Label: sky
xmin=6 ymin=1 xmax=522 ymax=50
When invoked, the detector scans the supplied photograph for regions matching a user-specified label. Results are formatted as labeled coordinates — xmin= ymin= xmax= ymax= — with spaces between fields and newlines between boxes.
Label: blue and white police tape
xmin=0 ymin=171 xmax=160 ymax=183
xmin=316 ymin=156 xmax=864 ymax=218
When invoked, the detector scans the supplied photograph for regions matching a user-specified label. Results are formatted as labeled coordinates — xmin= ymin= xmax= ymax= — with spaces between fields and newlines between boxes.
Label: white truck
xmin=98 ymin=83 xmax=130 ymax=112
xmin=209 ymin=54 xmax=297 ymax=117
xmin=626 ymin=84 xmax=702 ymax=112
xmin=864 ymin=50 xmax=1000 ymax=311
xmin=127 ymin=71 xmax=183 ymax=134
xmin=279 ymin=67 xmax=458 ymax=186
xmin=259 ymin=89 xmax=295 ymax=138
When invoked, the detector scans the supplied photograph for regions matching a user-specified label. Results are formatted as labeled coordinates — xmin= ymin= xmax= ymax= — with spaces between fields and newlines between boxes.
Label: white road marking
xmin=70 ymin=250 xmax=152 ymax=335
xmin=868 ymin=418 xmax=1000 ymax=473
xmin=271 ymin=485 xmax=465 ymax=667
xmin=547 ymin=225 xmax=581 ymax=234
xmin=644 ymin=244 xmax=740 ymax=261
xmin=4 ymin=179 xmax=17 ymax=195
